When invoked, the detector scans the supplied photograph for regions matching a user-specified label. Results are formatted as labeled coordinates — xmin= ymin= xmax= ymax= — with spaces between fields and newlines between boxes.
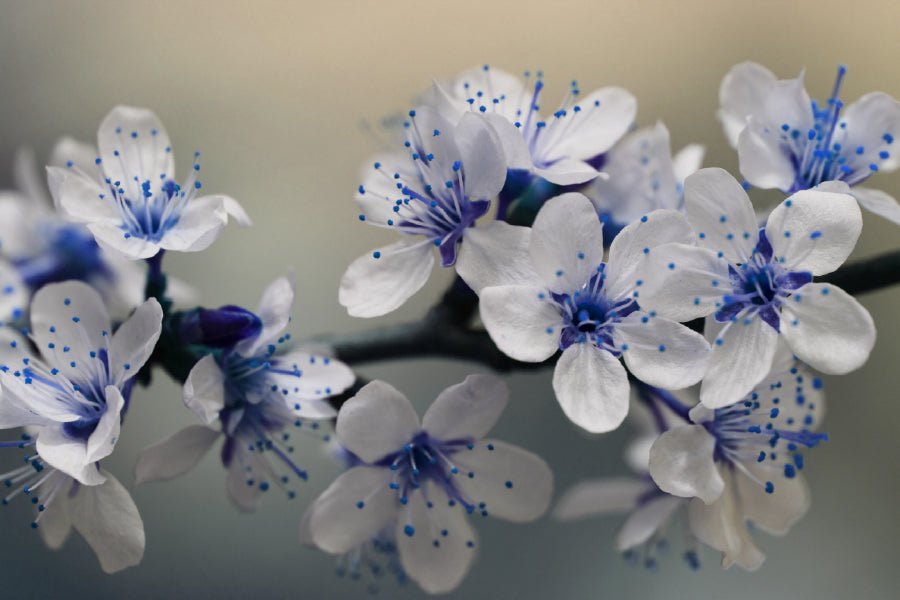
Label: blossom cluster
xmin=0 ymin=61 xmax=895 ymax=594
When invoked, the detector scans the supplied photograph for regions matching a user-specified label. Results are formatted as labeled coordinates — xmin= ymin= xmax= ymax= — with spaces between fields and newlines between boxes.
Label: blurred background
xmin=0 ymin=1 xmax=897 ymax=598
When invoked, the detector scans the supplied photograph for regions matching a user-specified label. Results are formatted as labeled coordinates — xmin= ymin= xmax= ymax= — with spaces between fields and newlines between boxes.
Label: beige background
xmin=0 ymin=0 xmax=897 ymax=598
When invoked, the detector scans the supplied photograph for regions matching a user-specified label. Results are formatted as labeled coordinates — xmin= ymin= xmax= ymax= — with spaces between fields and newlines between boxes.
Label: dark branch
xmin=817 ymin=249 xmax=900 ymax=295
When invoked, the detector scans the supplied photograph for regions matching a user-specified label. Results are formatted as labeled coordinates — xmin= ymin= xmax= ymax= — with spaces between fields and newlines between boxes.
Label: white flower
xmin=719 ymin=61 xmax=900 ymax=224
xmin=430 ymin=65 xmax=637 ymax=185
xmin=457 ymin=193 xmax=710 ymax=433
xmin=302 ymin=375 xmax=553 ymax=594
xmin=135 ymin=277 xmax=354 ymax=511
xmin=639 ymin=168 xmax=875 ymax=408
xmin=583 ymin=121 xmax=704 ymax=237
xmin=648 ymin=346 xmax=826 ymax=570
xmin=0 ymin=281 xmax=162 ymax=485
xmin=341 ymin=107 xmax=507 ymax=317
xmin=0 ymin=143 xmax=146 ymax=324
xmin=47 ymin=105 xmax=251 ymax=260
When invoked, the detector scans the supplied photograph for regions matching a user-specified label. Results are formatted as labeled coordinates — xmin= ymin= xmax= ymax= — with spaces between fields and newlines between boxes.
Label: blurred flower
xmin=457 ymin=193 xmax=709 ymax=433
xmin=302 ymin=375 xmax=553 ymax=594
xmin=639 ymin=168 xmax=875 ymax=408
xmin=719 ymin=61 xmax=900 ymax=224
xmin=48 ymin=105 xmax=250 ymax=260
xmin=135 ymin=277 xmax=354 ymax=511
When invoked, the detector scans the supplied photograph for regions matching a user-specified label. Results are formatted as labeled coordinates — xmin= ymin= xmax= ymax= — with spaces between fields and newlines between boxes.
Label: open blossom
xmin=457 ymin=193 xmax=710 ymax=433
xmin=0 ymin=144 xmax=146 ymax=325
xmin=0 ymin=280 xmax=162 ymax=572
xmin=302 ymin=375 xmax=553 ymax=594
xmin=47 ymin=105 xmax=251 ymax=260
xmin=341 ymin=107 xmax=507 ymax=317
xmin=719 ymin=61 xmax=900 ymax=224
xmin=429 ymin=65 xmax=637 ymax=185
xmin=639 ymin=168 xmax=875 ymax=408
xmin=583 ymin=121 xmax=704 ymax=240
xmin=648 ymin=345 xmax=826 ymax=570
xmin=135 ymin=277 xmax=354 ymax=511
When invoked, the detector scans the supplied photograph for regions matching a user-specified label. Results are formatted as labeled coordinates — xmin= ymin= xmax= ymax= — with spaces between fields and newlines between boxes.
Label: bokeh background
xmin=0 ymin=1 xmax=897 ymax=598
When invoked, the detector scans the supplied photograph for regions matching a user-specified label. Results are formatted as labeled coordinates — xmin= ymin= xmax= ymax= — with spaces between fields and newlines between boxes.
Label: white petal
xmin=672 ymin=143 xmax=706 ymax=183
xmin=336 ymin=381 xmax=420 ymax=463
xmin=759 ymin=73 xmax=814 ymax=136
xmin=396 ymin=480 xmax=477 ymax=594
xmin=543 ymin=87 xmax=637 ymax=160
xmin=451 ymin=438 xmax=553 ymax=522
xmin=648 ymin=425 xmax=723 ymax=503
xmin=718 ymin=62 xmax=778 ymax=147
xmin=737 ymin=118 xmax=797 ymax=191
xmin=157 ymin=195 xmax=229 ymax=252
xmin=235 ymin=276 xmax=294 ymax=356
xmin=456 ymin=221 xmax=541 ymax=295
xmin=65 ymin=469 xmax=145 ymax=573
xmin=552 ymin=344 xmax=629 ymax=433
xmin=553 ymin=478 xmax=652 ymax=520
xmin=534 ymin=158 xmax=600 ymax=185
xmin=110 ymin=298 xmax=162 ymax=384
xmin=688 ymin=474 xmax=765 ymax=571
xmin=183 ymin=354 xmax=226 ymax=425
xmin=30 ymin=281 xmax=112 ymax=384
xmin=482 ymin=113 xmax=533 ymax=170
xmin=85 ymin=385 xmax=124 ymax=464
xmin=851 ymin=187 xmax=900 ymax=224
xmin=305 ymin=466 xmax=399 ymax=554
xmin=49 ymin=136 xmax=98 ymax=174
xmin=615 ymin=495 xmax=683 ymax=552
xmin=779 ymin=283 xmax=875 ymax=374
xmin=455 ymin=112 xmax=507 ymax=199
xmin=222 ymin=195 xmax=252 ymax=227
xmin=134 ymin=425 xmax=221 ymax=484
xmin=224 ymin=449 xmax=267 ymax=512
xmin=604 ymin=209 xmax=696 ymax=300
xmin=684 ymin=168 xmax=759 ymax=263
xmin=839 ymin=92 xmax=900 ymax=173
xmin=36 ymin=426 xmax=105 ymax=485
xmin=766 ymin=189 xmax=862 ymax=275
xmin=735 ymin=466 xmax=809 ymax=535
xmin=86 ymin=221 xmax=160 ymax=259
xmin=700 ymin=316 xmax=778 ymax=409
xmin=38 ymin=476 xmax=73 ymax=549
xmin=97 ymin=106 xmax=174 ymax=196
xmin=339 ymin=239 xmax=435 ymax=318
xmin=422 ymin=374 xmax=508 ymax=442
xmin=264 ymin=352 xmax=352 ymax=419
xmin=638 ymin=243 xmax=730 ymax=321
xmin=479 ymin=284 xmax=561 ymax=362
xmin=618 ymin=314 xmax=710 ymax=390
xmin=50 ymin=167 xmax=119 ymax=223
xmin=0 ymin=259 xmax=27 ymax=326
xmin=530 ymin=192 xmax=604 ymax=292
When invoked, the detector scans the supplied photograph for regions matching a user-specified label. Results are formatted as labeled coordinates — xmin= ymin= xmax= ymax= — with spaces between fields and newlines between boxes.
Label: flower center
xmin=552 ymin=270 xmax=638 ymax=352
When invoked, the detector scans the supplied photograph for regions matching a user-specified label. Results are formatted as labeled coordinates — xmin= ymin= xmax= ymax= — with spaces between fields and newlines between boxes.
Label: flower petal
xmin=648 ymin=425 xmax=723 ymax=503
xmin=552 ymin=343 xmax=629 ymax=433
xmin=337 ymin=381 xmax=420 ymax=463
xmin=639 ymin=242 xmax=730 ymax=321
xmin=305 ymin=466 xmax=398 ymax=554
xmin=553 ymin=477 xmax=652 ymax=520
xmin=688 ymin=475 xmax=765 ymax=571
xmin=839 ymin=92 xmax=900 ymax=173
xmin=479 ymin=284 xmax=561 ymax=362
xmin=86 ymin=221 xmax=160 ymax=259
xmin=766 ymin=189 xmax=862 ymax=275
xmin=700 ymin=316 xmax=778 ymax=409
xmin=530 ymin=192 xmax=604 ymax=292
xmin=543 ymin=86 xmax=637 ymax=160
xmin=851 ymin=187 xmax=900 ymax=224
xmin=455 ymin=112 xmax=507 ymax=199
xmin=235 ymin=276 xmax=294 ymax=356
xmin=339 ymin=239 xmax=435 ymax=318
xmin=779 ymin=283 xmax=875 ymax=374
xmin=615 ymin=494 xmax=683 ymax=552
xmin=97 ymin=106 xmax=175 ymax=199
xmin=110 ymin=298 xmax=162 ymax=384
xmin=737 ymin=118 xmax=797 ymax=191
xmin=38 ymin=476 xmax=73 ymax=549
xmin=49 ymin=167 xmax=119 ymax=224
xmin=134 ymin=425 xmax=221 ymax=484
xmin=456 ymin=221 xmax=540 ymax=294
xmin=396 ymin=480 xmax=477 ymax=594
xmin=533 ymin=158 xmax=600 ymax=186
xmin=265 ymin=352 xmax=352 ymax=418
xmin=85 ymin=385 xmax=124 ymax=464
xmin=183 ymin=353 xmax=226 ymax=425
xmin=718 ymin=61 xmax=778 ymax=148
xmin=36 ymin=427 xmax=105 ymax=485
xmin=451 ymin=438 xmax=553 ymax=522
xmin=618 ymin=313 xmax=710 ymax=390
xmin=157 ymin=195 xmax=229 ymax=252
xmin=65 ymin=469 xmax=145 ymax=573
xmin=422 ymin=374 xmax=508 ymax=442
xmin=735 ymin=466 xmax=809 ymax=535
xmin=684 ymin=168 xmax=759 ymax=263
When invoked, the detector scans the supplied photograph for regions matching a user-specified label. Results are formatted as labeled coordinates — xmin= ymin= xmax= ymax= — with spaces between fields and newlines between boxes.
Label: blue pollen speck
xmin=403 ymin=525 xmax=415 ymax=537
xmin=505 ymin=481 xmax=513 ymax=488
xmin=765 ymin=481 xmax=774 ymax=494
xmin=784 ymin=464 xmax=796 ymax=478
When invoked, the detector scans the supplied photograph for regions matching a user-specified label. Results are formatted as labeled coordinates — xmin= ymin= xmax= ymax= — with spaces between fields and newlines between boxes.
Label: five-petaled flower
xmin=48 ymin=105 xmax=251 ymax=260
xmin=302 ymin=375 xmax=553 ymax=594
xmin=639 ymin=168 xmax=875 ymax=408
